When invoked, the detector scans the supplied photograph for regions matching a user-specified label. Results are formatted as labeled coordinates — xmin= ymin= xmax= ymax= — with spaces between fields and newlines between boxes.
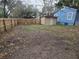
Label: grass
xmin=24 ymin=25 xmax=79 ymax=45
xmin=24 ymin=25 xmax=78 ymax=31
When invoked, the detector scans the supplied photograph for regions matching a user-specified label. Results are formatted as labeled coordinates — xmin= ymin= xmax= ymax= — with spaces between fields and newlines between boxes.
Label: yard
xmin=0 ymin=25 xmax=79 ymax=59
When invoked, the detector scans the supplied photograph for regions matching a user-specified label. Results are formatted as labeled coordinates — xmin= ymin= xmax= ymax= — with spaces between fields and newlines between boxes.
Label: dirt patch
xmin=0 ymin=25 xmax=79 ymax=59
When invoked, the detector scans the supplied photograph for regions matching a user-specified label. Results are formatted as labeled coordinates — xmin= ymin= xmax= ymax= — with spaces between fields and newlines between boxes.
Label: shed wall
xmin=55 ymin=7 xmax=77 ymax=25
xmin=41 ymin=17 xmax=57 ymax=25
xmin=75 ymin=10 xmax=79 ymax=25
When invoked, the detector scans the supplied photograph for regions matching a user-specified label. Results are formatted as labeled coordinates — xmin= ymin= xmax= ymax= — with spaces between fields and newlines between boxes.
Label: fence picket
xmin=0 ymin=18 xmax=41 ymax=32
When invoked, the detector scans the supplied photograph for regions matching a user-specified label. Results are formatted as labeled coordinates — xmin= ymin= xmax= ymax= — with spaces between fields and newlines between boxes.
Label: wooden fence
xmin=0 ymin=18 xmax=41 ymax=32
xmin=0 ymin=18 xmax=18 ymax=32
xmin=17 ymin=18 xmax=41 ymax=25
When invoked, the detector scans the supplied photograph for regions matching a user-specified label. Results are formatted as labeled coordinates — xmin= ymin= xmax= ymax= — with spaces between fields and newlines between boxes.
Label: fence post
xmin=15 ymin=19 xmax=17 ymax=25
xmin=3 ymin=18 xmax=7 ymax=31
xmin=11 ymin=19 xmax=13 ymax=28
xmin=14 ymin=20 xmax=16 ymax=26
xmin=17 ymin=19 xmax=18 ymax=25
xmin=39 ymin=16 xmax=41 ymax=25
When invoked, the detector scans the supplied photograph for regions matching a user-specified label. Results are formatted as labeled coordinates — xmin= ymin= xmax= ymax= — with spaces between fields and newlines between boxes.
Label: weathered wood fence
xmin=0 ymin=18 xmax=41 ymax=32
xmin=0 ymin=18 xmax=18 ymax=32
xmin=17 ymin=18 xmax=41 ymax=25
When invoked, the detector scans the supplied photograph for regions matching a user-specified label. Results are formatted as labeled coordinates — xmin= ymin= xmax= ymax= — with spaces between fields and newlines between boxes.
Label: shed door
xmin=67 ymin=12 xmax=73 ymax=20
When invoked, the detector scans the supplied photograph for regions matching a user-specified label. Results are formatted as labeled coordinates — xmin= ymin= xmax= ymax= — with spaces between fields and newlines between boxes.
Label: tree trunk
xmin=3 ymin=0 xmax=7 ymax=31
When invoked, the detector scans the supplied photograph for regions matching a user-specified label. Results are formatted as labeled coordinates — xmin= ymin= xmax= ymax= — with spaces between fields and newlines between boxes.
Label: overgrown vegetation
xmin=0 ymin=8 xmax=4 ymax=17
xmin=0 ymin=0 xmax=39 ymax=18
xmin=24 ymin=25 xmax=79 ymax=42
xmin=56 ymin=0 xmax=79 ymax=9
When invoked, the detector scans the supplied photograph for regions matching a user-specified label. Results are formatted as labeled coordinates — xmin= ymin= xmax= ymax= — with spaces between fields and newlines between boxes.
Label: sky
xmin=20 ymin=0 xmax=43 ymax=6
xmin=20 ymin=0 xmax=44 ymax=12
xmin=20 ymin=0 xmax=59 ymax=12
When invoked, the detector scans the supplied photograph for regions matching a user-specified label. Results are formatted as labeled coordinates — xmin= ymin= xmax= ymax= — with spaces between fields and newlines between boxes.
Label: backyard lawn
xmin=0 ymin=25 xmax=79 ymax=59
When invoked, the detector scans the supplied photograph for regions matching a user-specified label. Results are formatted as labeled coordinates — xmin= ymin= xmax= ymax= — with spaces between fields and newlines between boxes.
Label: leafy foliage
xmin=56 ymin=0 xmax=79 ymax=9
xmin=0 ymin=0 xmax=39 ymax=18
xmin=0 ymin=7 xmax=4 ymax=17
xmin=0 ymin=0 xmax=17 ymax=17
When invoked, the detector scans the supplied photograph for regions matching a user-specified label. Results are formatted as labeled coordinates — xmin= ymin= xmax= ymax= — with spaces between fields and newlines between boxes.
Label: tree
xmin=10 ymin=0 xmax=26 ymax=18
xmin=10 ymin=1 xmax=38 ymax=18
xmin=42 ymin=0 xmax=59 ymax=16
xmin=6 ymin=0 xmax=17 ymax=16
xmin=56 ymin=0 xmax=79 ymax=9
xmin=0 ymin=0 xmax=39 ymax=18
xmin=0 ymin=7 xmax=4 ymax=17
xmin=0 ymin=0 xmax=17 ymax=17
xmin=22 ymin=5 xmax=39 ymax=18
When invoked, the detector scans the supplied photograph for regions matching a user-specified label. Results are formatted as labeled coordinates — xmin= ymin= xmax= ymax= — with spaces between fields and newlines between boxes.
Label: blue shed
xmin=54 ymin=6 xmax=79 ymax=25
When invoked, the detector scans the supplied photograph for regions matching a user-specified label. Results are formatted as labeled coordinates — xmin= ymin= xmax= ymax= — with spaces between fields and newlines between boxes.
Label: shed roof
xmin=54 ymin=6 xmax=77 ymax=17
